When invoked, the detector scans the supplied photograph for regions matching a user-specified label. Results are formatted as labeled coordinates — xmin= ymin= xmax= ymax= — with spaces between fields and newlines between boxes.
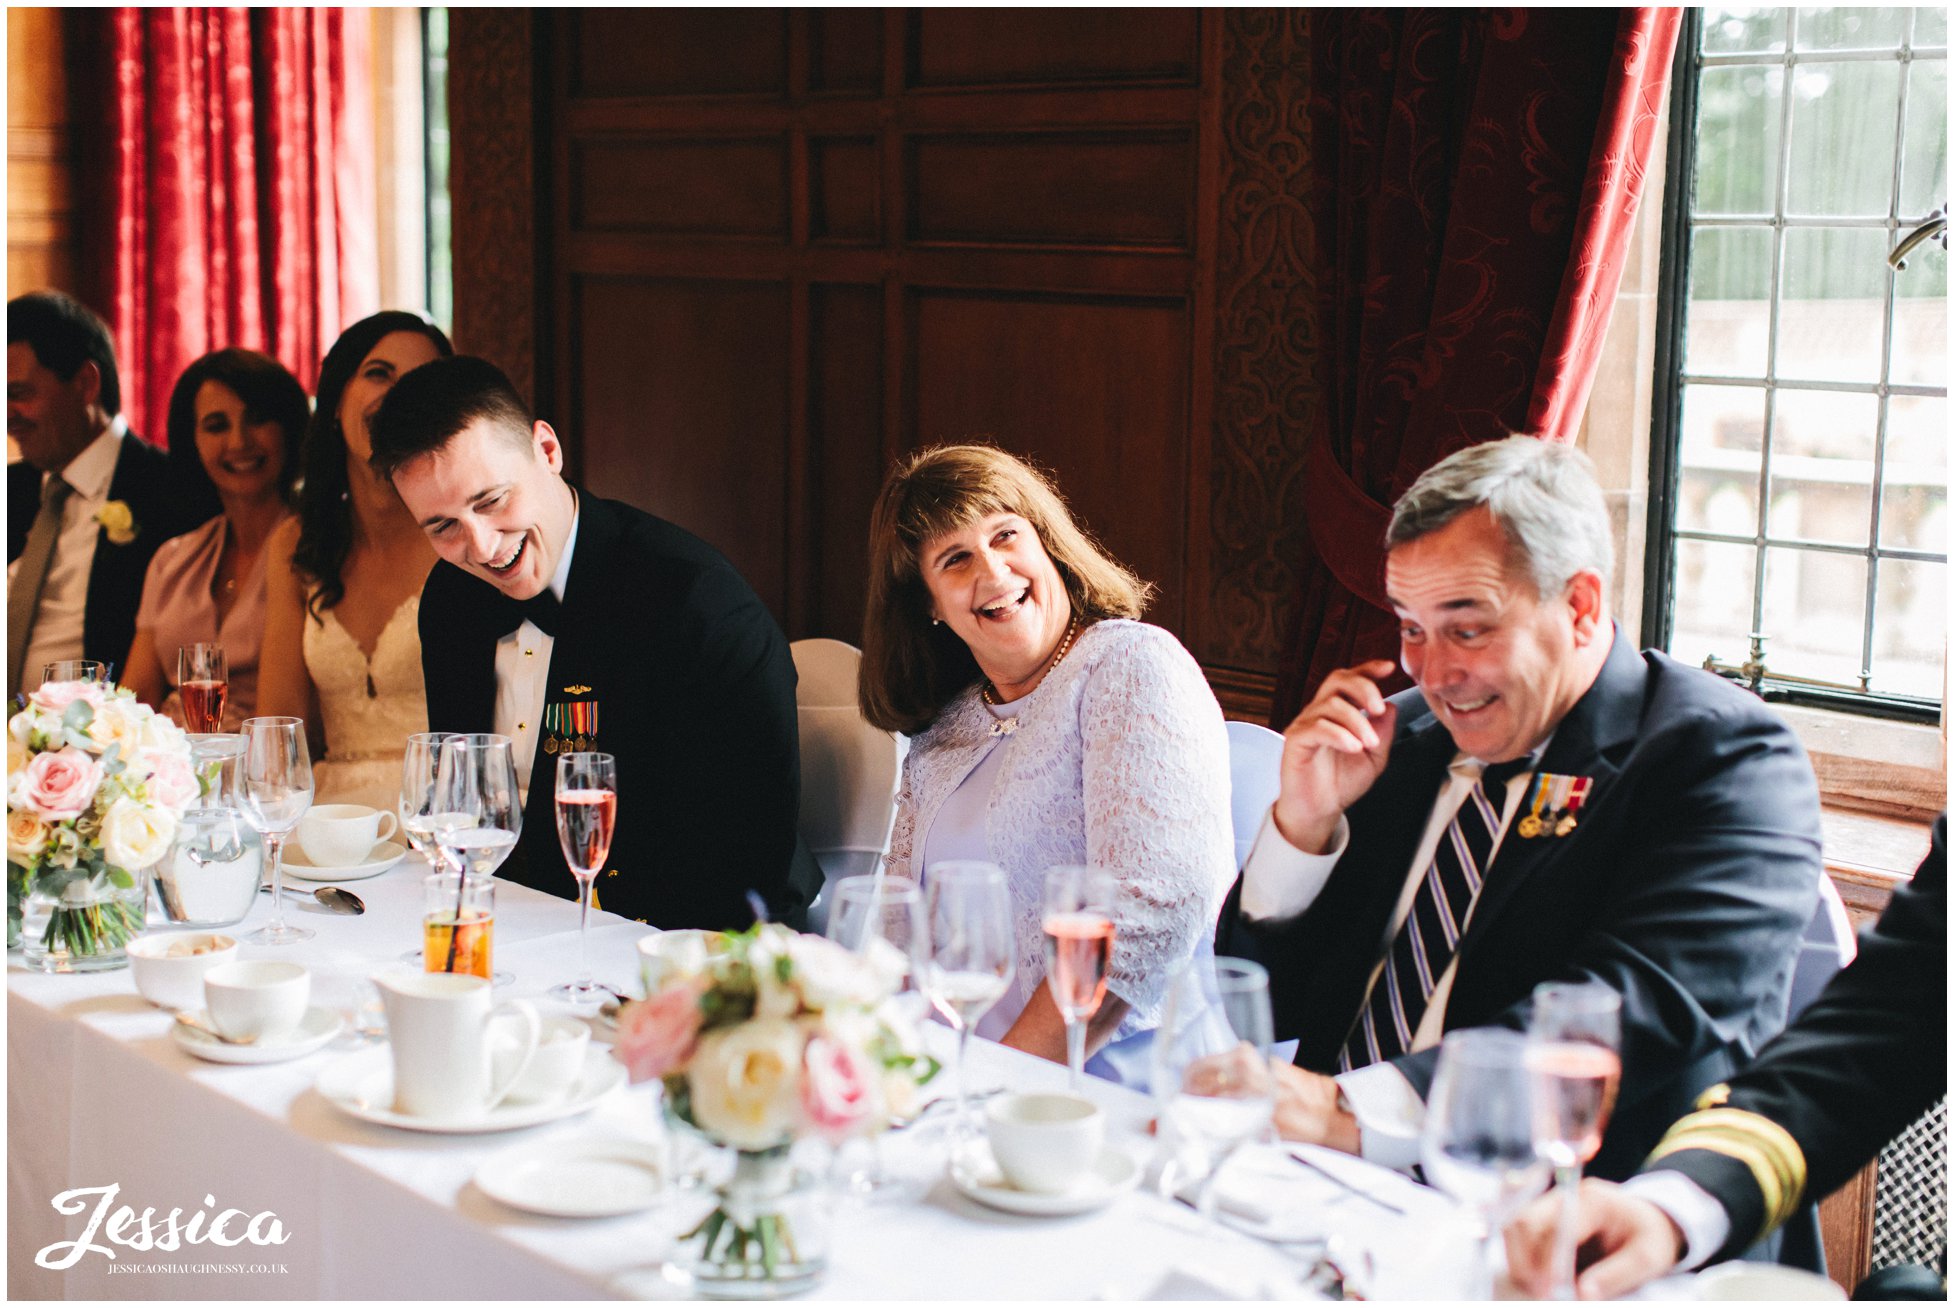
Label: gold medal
xmin=1518 ymin=814 xmax=1544 ymax=839
xmin=1555 ymin=814 xmax=1578 ymax=837
xmin=575 ymin=735 xmax=588 ymax=751
xmin=1516 ymin=773 xmax=1551 ymax=838
xmin=544 ymin=736 xmax=558 ymax=755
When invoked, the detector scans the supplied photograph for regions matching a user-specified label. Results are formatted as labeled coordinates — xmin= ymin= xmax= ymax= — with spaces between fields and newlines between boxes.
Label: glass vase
xmin=20 ymin=868 xmax=149 ymax=972
xmin=682 ymin=1144 xmax=831 ymax=1299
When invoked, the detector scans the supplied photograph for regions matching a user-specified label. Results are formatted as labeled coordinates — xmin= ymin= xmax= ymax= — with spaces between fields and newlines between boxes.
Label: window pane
xmin=1776 ymin=226 xmax=1891 ymax=382
xmin=1913 ymin=8 xmax=1947 ymax=48
xmin=1891 ymin=240 xmax=1948 ymax=385
xmin=1684 ymin=226 xmax=1774 ymax=375
xmin=1881 ymin=395 xmax=1948 ymax=552
xmin=1872 ymin=559 xmax=1947 ymax=697
xmin=1703 ymin=7 xmax=1789 ymax=54
xmin=1672 ymin=539 xmax=1760 ymax=668
xmin=1761 ymin=547 xmax=1868 ymax=685
xmin=1769 ymin=389 xmax=1877 ymax=545
xmin=1677 ymin=384 xmax=1764 ymax=535
xmin=1695 ymin=66 xmax=1784 ymax=215
xmin=1785 ymin=62 xmax=1902 ymax=217
xmin=1794 ymin=7 xmax=1907 ymax=50
xmin=1900 ymin=60 xmax=1947 ymax=219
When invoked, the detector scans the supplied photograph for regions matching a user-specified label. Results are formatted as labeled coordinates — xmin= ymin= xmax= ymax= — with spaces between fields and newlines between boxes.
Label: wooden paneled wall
xmin=7 ymin=8 xmax=79 ymax=300
xmin=451 ymin=8 xmax=1313 ymax=719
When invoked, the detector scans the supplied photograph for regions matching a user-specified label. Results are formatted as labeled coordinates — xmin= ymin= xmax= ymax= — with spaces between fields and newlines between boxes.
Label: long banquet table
xmin=11 ymin=855 xmax=1478 ymax=1301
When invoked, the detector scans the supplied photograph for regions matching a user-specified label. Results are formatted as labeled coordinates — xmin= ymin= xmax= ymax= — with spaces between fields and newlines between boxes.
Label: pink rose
xmin=135 ymin=748 xmax=198 ymax=811
xmin=800 ymin=1034 xmax=881 ymax=1141
xmin=29 ymin=681 xmax=105 ymax=714
xmin=20 ymin=747 xmax=103 ymax=822
xmin=612 ymin=979 xmax=707 ymax=1084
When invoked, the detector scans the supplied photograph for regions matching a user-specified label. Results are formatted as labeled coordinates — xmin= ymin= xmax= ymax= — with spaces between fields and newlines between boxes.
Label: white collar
xmin=548 ymin=507 xmax=579 ymax=602
xmin=56 ymin=420 xmax=126 ymax=500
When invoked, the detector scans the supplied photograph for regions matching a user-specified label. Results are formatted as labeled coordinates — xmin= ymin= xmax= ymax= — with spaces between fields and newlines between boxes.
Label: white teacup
xmin=376 ymin=971 xmax=540 ymax=1121
xmin=636 ymin=929 xmax=720 ymax=992
xmin=298 ymin=803 xmax=398 ymax=868
xmin=493 ymin=1014 xmax=590 ymax=1104
xmin=1692 ymin=1264 xmax=1846 ymax=1301
xmin=985 ymin=1092 xmax=1104 ymax=1194
xmin=204 ymin=960 xmax=309 ymax=1041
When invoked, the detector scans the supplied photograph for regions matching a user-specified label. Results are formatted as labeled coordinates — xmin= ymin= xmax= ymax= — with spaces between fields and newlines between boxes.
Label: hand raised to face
xmin=1271 ymin=660 xmax=1399 ymax=855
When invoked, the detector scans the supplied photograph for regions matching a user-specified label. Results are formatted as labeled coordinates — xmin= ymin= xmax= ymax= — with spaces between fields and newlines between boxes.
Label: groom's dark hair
xmin=367 ymin=355 xmax=537 ymax=481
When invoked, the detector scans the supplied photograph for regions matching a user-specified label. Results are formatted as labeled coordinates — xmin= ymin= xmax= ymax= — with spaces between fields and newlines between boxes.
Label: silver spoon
xmin=258 ymin=883 xmax=366 ymax=915
xmin=173 ymin=1011 xmax=258 ymax=1045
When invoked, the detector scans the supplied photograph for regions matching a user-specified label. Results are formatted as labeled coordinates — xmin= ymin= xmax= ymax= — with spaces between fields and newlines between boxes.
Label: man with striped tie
xmin=1218 ymin=435 xmax=1824 ymax=1194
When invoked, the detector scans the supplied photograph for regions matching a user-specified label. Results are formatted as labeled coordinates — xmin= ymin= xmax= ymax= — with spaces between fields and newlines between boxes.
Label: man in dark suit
xmin=368 ymin=355 xmax=819 ymax=932
xmin=1217 ymin=435 xmax=1823 ymax=1187
xmin=8 ymin=291 xmax=179 ymax=694
xmin=1507 ymin=817 xmax=1945 ymax=1300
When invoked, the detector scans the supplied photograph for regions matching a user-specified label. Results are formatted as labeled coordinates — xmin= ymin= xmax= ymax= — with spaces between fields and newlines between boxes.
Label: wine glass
xmin=1527 ymin=982 xmax=1623 ymax=1301
xmin=551 ymin=751 xmax=617 ymax=1005
xmin=40 ymin=659 xmax=108 ymax=686
xmin=825 ymin=873 xmax=928 ymax=1195
xmin=433 ymin=734 xmax=522 ymax=983
xmin=1422 ymin=1028 xmax=1552 ymax=1300
xmin=236 ymin=716 xmax=314 ymax=945
xmin=176 ymin=643 xmax=228 ymax=732
xmin=1151 ymin=958 xmax=1275 ymax=1228
xmin=921 ymin=861 xmax=1014 ymax=1148
xmin=1041 ymin=864 xmax=1117 ymax=1092
xmin=394 ymin=732 xmax=462 ymax=964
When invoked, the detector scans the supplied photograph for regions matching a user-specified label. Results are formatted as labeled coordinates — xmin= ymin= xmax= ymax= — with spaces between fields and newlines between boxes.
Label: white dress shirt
xmin=1622 ymin=1170 xmax=1731 ymax=1271
xmin=493 ymin=511 xmax=579 ymax=800
xmin=12 ymin=421 xmax=126 ymax=675
xmin=1239 ymin=745 xmax=1543 ymax=1169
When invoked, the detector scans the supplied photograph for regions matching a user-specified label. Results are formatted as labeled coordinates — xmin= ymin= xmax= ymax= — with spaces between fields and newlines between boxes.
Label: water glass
xmin=237 ymin=716 xmax=314 ymax=945
xmin=1150 ymin=958 xmax=1275 ymax=1228
xmin=40 ymin=659 xmax=108 ymax=685
xmin=826 ymin=874 xmax=928 ymax=1195
xmin=1422 ymin=1028 xmax=1551 ymax=1299
xmin=921 ymin=862 xmax=1014 ymax=1149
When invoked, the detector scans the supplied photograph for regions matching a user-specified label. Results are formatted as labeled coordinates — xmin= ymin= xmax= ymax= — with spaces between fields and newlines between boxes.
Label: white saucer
xmin=172 ymin=1006 xmax=344 ymax=1064
xmin=949 ymin=1142 xmax=1141 ymax=1216
xmin=475 ymin=1137 xmax=667 ymax=1217
xmin=282 ymin=839 xmax=409 ymax=882
xmin=317 ymin=1045 xmax=625 ymax=1134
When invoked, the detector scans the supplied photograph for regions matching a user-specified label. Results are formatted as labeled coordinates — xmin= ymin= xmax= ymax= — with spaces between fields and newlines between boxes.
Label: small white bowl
xmin=127 ymin=932 xmax=240 ymax=1011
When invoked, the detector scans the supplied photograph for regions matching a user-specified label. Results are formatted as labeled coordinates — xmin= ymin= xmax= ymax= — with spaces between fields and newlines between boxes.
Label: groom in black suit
xmin=368 ymin=355 xmax=818 ymax=931
xmin=1218 ymin=436 xmax=1824 ymax=1202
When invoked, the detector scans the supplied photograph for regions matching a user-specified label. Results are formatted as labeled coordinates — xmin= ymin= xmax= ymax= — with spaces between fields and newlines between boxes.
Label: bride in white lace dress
xmin=258 ymin=313 xmax=452 ymax=809
xmin=862 ymin=446 xmax=1236 ymax=1085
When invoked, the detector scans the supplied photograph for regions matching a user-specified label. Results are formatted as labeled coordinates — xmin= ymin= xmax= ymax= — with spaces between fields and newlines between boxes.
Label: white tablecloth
xmin=9 ymin=856 xmax=1462 ymax=1300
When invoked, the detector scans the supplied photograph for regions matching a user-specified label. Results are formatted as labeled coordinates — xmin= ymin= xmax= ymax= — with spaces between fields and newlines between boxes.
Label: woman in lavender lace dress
xmin=860 ymin=444 xmax=1235 ymax=1084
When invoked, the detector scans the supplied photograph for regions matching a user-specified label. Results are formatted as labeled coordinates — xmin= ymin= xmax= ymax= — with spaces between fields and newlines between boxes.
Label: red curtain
xmin=1271 ymin=9 xmax=1681 ymax=723
xmin=100 ymin=8 xmax=378 ymax=439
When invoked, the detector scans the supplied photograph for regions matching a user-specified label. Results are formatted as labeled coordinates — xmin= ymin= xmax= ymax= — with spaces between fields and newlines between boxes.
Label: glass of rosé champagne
xmin=1041 ymin=864 xmax=1117 ymax=1093
xmin=551 ymin=751 xmax=617 ymax=1005
xmin=1527 ymin=982 xmax=1623 ymax=1302
xmin=177 ymin=643 xmax=228 ymax=732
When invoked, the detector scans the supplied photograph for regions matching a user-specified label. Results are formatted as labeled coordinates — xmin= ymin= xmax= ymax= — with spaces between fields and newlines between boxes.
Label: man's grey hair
xmin=1386 ymin=435 xmax=1614 ymax=596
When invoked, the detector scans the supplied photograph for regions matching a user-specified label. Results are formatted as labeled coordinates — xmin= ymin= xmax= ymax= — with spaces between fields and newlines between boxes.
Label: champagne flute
xmin=551 ymin=751 xmax=617 ymax=1005
xmin=1527 ymin=982 xmax=1623 ymax=1301
xmin=433 ymin=734 xmax=522 ymax=982
xmin=1041 ymin=864 xmax=1117 ymax=1092
xmin=237 ymin=716 xmax=315 ymax=945
xmin=826 ymin=873 xmax=928 ymax=1195
xmin=1422 ymin=1028 xmax=1552 ymax=1300
xmin=177 ymin=643 xmax=228 ymax=732
xmin=1152 ymin=959 xmax=1275 ymax=1228
xmin=921 ymin=861 xmax=1014 ymax=1147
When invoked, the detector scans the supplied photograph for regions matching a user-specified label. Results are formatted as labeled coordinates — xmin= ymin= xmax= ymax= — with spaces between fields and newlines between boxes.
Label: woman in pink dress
xmin=122 ymin=349 xmax=308 ymax=729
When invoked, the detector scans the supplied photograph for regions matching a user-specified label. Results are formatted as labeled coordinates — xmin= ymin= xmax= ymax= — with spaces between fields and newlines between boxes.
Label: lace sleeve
xmin=884 ymin=749 xmax=918 ymax=881
xmin=1079 ymin=626 xmax=1235 ymax=1023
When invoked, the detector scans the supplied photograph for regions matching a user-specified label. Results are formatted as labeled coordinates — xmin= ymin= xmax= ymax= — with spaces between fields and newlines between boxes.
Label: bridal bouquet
xmin=7 ymin=680 xmax=199 ymax=966
xmin=613 ymin=922 xmax=938 ymax=1294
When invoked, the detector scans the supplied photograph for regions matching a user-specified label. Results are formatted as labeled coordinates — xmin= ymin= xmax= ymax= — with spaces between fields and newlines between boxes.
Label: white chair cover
xmin=1225 ymin=719 xmax=1285 ymax=871
xmin=791 ymin=638 xmax=903 ymax=933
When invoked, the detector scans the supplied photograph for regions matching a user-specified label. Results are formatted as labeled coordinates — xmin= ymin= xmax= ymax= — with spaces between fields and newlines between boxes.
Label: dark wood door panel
xmin=572 ymin=275 xmax=793 ymax=616
xmin=571 ymin=137 xmax=789 ymax=238
xmin=908 ymin=9 xmax=1200 ymax=88
xmin=907 ymin=290 xmax=1190 ymax=635
xmin=908 ymin=130 xmax=1196 ymax=248
xmin=809 ymin=284 xmax=886 ymax=643
xmin=570 ymin=9 xmax=790 ymax=99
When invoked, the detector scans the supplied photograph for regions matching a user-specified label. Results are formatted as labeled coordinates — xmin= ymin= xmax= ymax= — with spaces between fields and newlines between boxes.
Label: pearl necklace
xmin=981 ymin=615 xmax=1082 ymax=708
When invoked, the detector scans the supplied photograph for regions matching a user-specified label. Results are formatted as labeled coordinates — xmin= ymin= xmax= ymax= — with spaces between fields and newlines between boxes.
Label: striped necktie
xmin=1339 ymin=757 xmax=1529 ymax=1071
xmin=7 ymin=475 xmax=73 ymax=696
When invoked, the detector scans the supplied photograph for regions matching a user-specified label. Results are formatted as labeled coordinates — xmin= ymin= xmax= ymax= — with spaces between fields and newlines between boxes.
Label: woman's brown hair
xmin=859 ymin=444 xmax=1152 ymax=734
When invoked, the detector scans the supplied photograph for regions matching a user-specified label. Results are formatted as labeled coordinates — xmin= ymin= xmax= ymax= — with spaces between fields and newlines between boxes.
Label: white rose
xmin=138 ymin=710 xmax=188 ymax=754
xmin=99 ymin=797 xmax=178 ymax=871
xmin=685 ymin=1018 xmax=804 ymax=1149
xmin=85 ymin=699 xmax=145 ymax=759
xmin=788 ymin=932 xmax=896 ymax=1011
xmin=7 ymin=808 xmax=51 ymax=863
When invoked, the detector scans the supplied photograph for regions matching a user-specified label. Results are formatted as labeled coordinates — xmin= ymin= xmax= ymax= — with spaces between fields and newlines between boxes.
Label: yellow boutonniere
xmin=95 ymin=500 xmax=138 ymax=545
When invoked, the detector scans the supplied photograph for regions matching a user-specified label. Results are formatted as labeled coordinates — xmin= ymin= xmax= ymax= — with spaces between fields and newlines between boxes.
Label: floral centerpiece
xmin=614 ymin=922 xmax=939 ymax=1297
xmin=7 ymin=680 xmax=198 ymax=970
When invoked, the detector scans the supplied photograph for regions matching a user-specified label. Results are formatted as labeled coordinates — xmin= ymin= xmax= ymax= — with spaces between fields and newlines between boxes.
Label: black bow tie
xmin=508 ymin=587 xmax=562 ymax=636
